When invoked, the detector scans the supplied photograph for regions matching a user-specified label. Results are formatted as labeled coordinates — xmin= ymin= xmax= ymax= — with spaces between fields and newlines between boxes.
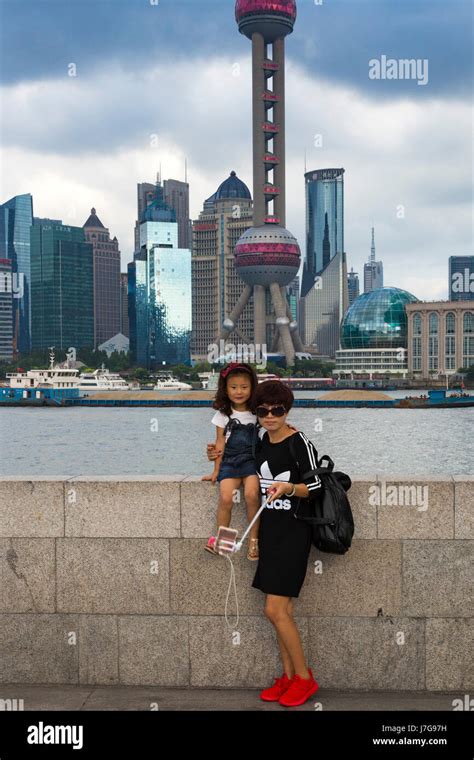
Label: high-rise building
xmin=301 ymin=169 xmax=345 ymax=293
xmin=128 ymin=181 xmax=191 ymax=368
xmin=134 ymin=182 xmax=155 ymax=254
xmin=348 ymin=267 xmax=360 ymax=306
xmin=300 ymin=168 xmax=346 ymax=358
xmin=363 ymin=227 xmax=383 ymax=293
xmin=0 ymin=258 xmax=13 ymax=360
xmin=120 ymin=273 xmax=129 ymax=338
xmin=163 ymin=178 xmax=191 ymax=250
xmin=0 ymin=193 xmax=33 ymax=355
xmin=216 ymin=1 xmax=305 ymax=366
xmin=449 ymin=256 xmax=474 ymax=301
xmin=191 ymin=171 xmax=254 ymax=362
xmin=135 ymin=177 xmax=191 ymax=253
xmin=82 ymin=208 xmax=121 ymax=348
xmin=300 ymin=250 xmax=348 ymax=357
xmin=30 ymin=221 xmax=94 ymax=352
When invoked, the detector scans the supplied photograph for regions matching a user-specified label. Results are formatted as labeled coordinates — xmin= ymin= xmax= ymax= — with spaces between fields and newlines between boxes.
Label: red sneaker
xmin=260 ymin=673 xmax=292 ymax=702
xmin=278 ymin=668 xmax=319 ymax=707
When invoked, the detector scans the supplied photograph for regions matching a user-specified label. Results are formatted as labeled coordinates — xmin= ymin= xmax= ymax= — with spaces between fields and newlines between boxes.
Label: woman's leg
xmin=265 ymin=595 xmax=310 ymax=679
xmin=275 ymin=598 xmax=295 ymax=678
xmin=216 ymin=478 xmax=241 ymax=532
xmin=242 ymin=474 xmax=260 ymax=541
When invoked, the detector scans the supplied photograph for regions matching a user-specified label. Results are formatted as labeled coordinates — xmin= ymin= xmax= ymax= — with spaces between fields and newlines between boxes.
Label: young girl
xmin=201 ymin=362 xmax=262 ymax=561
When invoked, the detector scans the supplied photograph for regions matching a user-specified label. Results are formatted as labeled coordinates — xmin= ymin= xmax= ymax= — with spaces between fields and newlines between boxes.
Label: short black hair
xmin=255 ymin=380 xmax=294 ymax=411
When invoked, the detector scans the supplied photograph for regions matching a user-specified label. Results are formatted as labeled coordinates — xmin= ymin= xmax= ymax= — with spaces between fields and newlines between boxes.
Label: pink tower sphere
xmin=235 ymin=0 xmax=297 ymax=40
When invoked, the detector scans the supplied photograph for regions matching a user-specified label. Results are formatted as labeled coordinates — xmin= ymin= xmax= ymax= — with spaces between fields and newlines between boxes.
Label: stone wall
xmin=0 ymin=476 xmax=472 ymax=690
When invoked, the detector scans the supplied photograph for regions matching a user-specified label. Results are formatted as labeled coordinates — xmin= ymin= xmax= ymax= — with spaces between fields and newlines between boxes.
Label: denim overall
xmin=216 ymin=418 xmax=260 ymax=482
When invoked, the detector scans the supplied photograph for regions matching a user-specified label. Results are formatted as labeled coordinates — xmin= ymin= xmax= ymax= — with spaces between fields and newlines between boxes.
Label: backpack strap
xmin=251 ymin=421 xmax=262 ymax=460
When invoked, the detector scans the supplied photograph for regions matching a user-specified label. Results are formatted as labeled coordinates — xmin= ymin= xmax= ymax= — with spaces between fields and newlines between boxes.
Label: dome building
xmin=335 ymin=287 xmax=420 ymax=380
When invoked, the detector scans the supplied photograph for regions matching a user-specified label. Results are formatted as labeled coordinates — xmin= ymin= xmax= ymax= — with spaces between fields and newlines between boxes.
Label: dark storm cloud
xmin=1 ymin=0 xmax=471 ymax=98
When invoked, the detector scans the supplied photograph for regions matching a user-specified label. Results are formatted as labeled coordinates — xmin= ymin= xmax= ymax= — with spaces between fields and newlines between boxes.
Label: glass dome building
xmin=341 ymin=287 xmax=419 ymax=350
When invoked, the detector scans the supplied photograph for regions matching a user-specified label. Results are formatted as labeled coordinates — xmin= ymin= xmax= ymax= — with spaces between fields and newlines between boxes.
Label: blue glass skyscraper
xmin=129 ymin=182 xmax=191 ymax=368
xmin=0 ymin=193 xmax=33 ymax=354
xmin=301 ymin=168 xmax=344 ymax=295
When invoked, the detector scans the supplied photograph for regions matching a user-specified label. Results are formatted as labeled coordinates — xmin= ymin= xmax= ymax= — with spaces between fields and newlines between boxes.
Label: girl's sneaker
xmin=278 ymin=668 xmax=319 ymax=707
xmin=247 ymin=537 xmax=259 ymax=561
xmin=204 ymin=536 xmax=218 ymax=554
xmin=260 ymin=673 xmax=292 ymax=701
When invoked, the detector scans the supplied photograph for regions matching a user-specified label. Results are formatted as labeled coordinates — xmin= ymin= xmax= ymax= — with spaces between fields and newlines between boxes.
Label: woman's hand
xmin=266 ymin=482 xmax=293 ymax=501
xmin=206 ymin=443 xmax=222 ymax=461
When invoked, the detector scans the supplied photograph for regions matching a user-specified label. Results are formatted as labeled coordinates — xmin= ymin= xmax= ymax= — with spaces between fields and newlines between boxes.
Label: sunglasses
xmin=256 ymin=405 xmax=287 ymax=418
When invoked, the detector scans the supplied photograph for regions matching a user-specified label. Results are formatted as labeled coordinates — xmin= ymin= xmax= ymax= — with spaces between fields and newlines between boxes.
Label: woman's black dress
xmin=252 ymin=430 xmax=322 ymax=598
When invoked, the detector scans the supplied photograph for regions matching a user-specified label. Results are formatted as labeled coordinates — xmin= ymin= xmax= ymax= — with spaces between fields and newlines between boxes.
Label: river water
xmin=0 ymin=391 xmax=472 ymax=477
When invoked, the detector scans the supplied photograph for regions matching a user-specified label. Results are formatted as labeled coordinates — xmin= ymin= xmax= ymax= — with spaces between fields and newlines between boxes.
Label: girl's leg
xmin=216 ymin=478 xmax=242 ymax=532
xmin=242 ymin=473 xmax=261 ymax=541
xmin=265 ymin=594 xmax=310 ymax=679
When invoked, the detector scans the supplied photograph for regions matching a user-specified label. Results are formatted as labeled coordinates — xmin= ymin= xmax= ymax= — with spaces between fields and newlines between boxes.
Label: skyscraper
xmin=348 ymin=267 xmax=360 ymax=306
xmin=301 ymin=168 xmax=345 ymax=294
xmin=129 ymin=181 xmax=191 ymax=368
xmin=120 ymin=272 xmax=129 ymax=338
xmin=30 ymin=221 xmax=94 ymax=352
xmin=163 ymin=178 xmax=191 ymax=250
xmin=0 ymin=193 xmax=33 ymax=355
xmin=363 ymin=227 xmax=383 ymax=293
xmin=0 ymin=258 xmax=13 ymax=360
xmin=82 ymin=208 xmax=121 ymax=348
xmin=191 ymin=171 xmax=254 ymax=362
xmin=217 ymin=0 xmax=305 ymax=366
xmin=300 ymin=168 xmax=347 ymax=358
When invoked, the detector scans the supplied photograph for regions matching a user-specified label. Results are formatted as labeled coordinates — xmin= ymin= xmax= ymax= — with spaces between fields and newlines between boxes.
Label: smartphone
xmin=216 ymin=526 xmax=238 ymax=556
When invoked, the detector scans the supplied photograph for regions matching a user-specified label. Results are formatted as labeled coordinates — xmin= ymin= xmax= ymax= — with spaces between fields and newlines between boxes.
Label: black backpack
xmin=289 ymin=435 xmax=354 ymax=554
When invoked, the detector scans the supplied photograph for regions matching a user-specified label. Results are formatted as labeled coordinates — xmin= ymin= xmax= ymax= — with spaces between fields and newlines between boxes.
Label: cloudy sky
xmin=0 ymin=0 xmax=472 ymax=300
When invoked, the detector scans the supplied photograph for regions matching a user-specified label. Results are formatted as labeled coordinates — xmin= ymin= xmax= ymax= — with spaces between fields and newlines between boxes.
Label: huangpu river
xmin=0 ymin=391 xmax=472 ymax=477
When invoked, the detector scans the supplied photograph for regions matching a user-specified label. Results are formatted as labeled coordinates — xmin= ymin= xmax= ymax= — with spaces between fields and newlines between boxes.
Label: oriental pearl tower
xmin=217 ymin=0 xmax=304 ymax=366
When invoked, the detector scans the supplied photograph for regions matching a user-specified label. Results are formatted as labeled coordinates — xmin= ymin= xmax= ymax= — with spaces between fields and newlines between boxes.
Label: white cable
xmin=223 ymin=555 xmax=239 ymax=631
xmin=220 ymin=494 xmax=273 ymax=632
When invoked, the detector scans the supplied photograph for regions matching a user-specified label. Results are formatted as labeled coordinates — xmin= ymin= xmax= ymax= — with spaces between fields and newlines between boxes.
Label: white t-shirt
xmin=211 ymin=408 xmax=265 ymax=443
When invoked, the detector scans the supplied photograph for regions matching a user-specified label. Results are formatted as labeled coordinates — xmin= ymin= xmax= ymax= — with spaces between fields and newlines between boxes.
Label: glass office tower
xmin=301 ymin=168 xmax=344 ymax=295
xmin=300 ymin=168 xmax=346 ymax=357
xmin=0 ymin=193 xmax=33 ymax=354
xmin=30 ymin=221 xmax=94 ymax=352
xmin=129 ymin=182 xmax=191 ymax=368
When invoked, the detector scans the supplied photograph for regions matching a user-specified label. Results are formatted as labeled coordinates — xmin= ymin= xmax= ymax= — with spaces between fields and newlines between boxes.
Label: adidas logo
xmin=259 ymin=461 xmax=292 ymax=510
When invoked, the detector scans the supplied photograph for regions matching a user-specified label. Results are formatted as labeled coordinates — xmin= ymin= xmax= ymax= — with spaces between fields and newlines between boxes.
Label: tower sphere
xmin=235 ymin=0 xmax=297 ymax=41
xmin=234 ymin=225 xmax=301 ymax=287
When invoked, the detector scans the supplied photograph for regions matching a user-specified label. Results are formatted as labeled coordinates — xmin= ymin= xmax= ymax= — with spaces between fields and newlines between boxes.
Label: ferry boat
xmin=153 ymin=374 xmax=193 ymax=391
xmin=6 ymin=350 xmax=80 ymax=390
xmin=77 ymin=366 xmax=130 ymax=392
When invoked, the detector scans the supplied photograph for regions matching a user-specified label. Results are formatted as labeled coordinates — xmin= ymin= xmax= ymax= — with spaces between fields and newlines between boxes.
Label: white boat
xmin=153 ymin=374 xmax=193 ymax=391
xmin=6 ymin=349 xmax=80 ymax=390
xmin=77 ymin=366 xmax=130 ymax=392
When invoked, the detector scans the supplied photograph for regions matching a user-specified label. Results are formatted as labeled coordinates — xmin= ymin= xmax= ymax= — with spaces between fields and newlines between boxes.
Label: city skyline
xmin=0 ymin=0 xmax=472 ymax=302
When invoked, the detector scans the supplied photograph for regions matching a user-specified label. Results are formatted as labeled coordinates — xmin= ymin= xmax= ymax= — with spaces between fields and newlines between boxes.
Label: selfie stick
xmin=233 ymin=492 xmax=274 ymax=552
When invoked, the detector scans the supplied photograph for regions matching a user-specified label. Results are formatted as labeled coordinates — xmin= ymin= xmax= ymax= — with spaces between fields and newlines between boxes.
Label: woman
xmin=252 ymin=380 xmax=322 ymax=707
